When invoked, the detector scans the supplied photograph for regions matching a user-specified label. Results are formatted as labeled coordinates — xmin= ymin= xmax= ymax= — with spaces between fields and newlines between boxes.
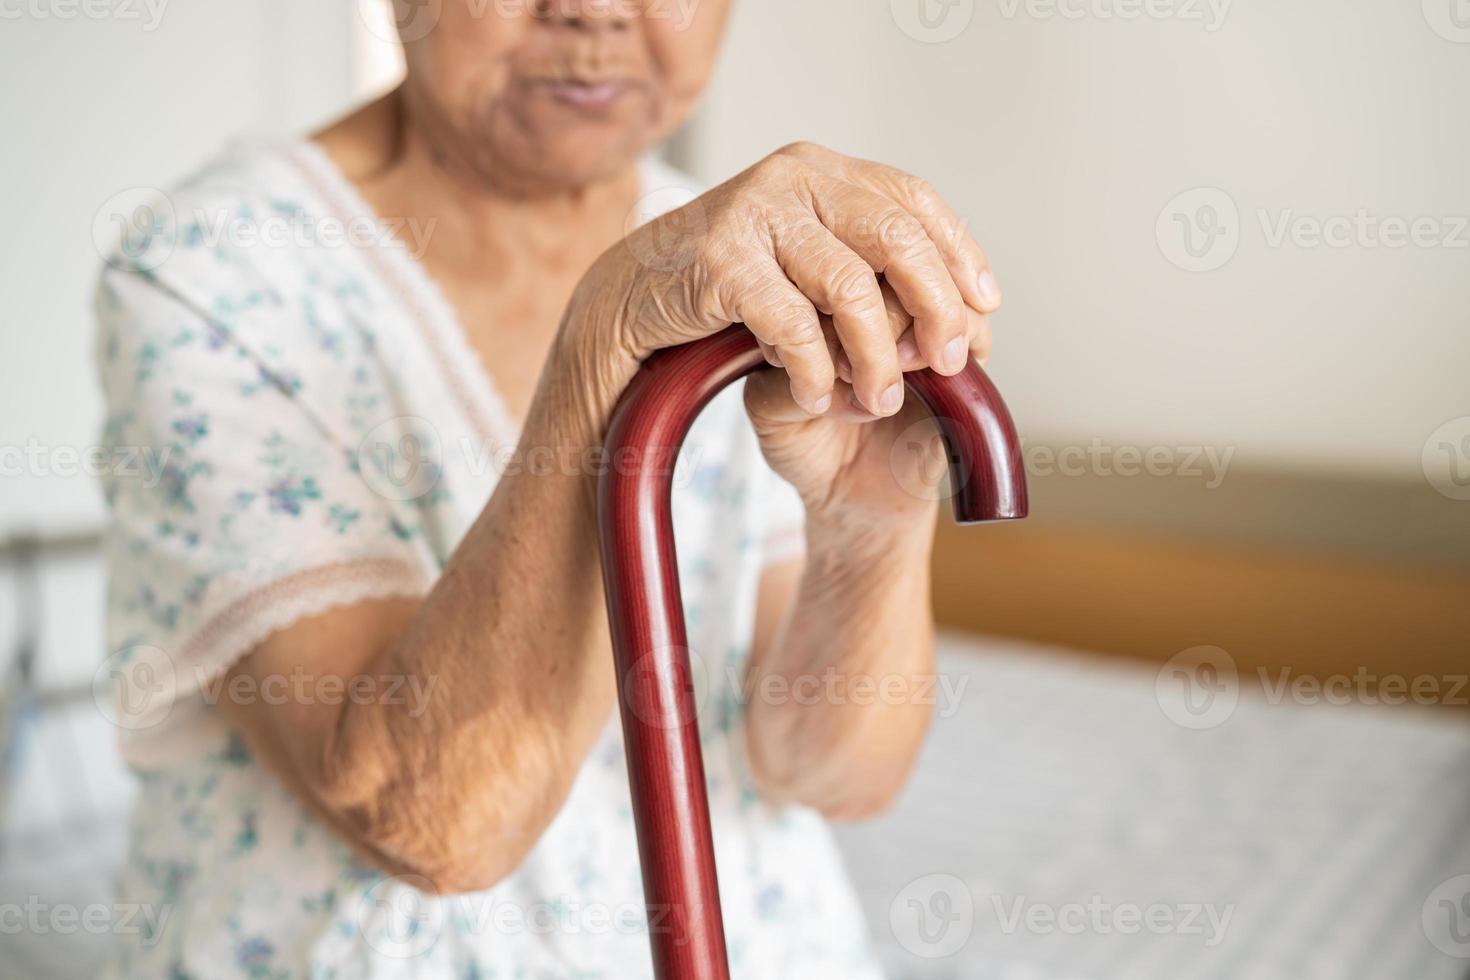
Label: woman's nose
xmin=536 ymin=0 xmax=639 ymax=33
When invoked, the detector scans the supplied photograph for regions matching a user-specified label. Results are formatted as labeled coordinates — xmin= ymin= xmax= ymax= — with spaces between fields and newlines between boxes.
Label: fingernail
xmin=942 ymin=335 xmax=968 ymax=373
xmin=810 ymin=393 xmax=831 ymax=415
xmin=978 ymin=270 xmax=1002 ymax=307
xmin=896 ymin=335 xmax=920 ymax=364
xmin=877 ymin=382 xmax=904 ymax=416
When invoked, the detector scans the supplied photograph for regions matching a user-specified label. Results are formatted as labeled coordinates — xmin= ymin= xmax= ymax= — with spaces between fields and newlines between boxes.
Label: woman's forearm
xmin=302 ymin=323 xmax=643 ymax=891
xmin=744 ymin=511 xmax=938 ymax=820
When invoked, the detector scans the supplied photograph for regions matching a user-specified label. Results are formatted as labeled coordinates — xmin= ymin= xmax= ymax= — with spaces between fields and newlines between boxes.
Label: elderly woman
xmin=96 ymin=2 xmax=1000 ymax=976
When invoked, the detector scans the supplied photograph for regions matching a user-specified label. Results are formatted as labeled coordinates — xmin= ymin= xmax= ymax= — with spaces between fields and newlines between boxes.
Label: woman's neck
xmin=313 ymin=88 xmax=641 ymax=290
xmin=311 ymin=88 xmax=650 ymax=422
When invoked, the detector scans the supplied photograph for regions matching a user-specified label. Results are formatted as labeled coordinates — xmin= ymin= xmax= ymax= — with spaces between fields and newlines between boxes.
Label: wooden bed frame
xmin=931 ymin=460 xmax=1470 ymax=708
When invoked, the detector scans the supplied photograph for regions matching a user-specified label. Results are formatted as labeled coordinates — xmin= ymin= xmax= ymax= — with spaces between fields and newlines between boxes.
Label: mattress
xmin=835 ymin=633 xmax=1470 ymax=980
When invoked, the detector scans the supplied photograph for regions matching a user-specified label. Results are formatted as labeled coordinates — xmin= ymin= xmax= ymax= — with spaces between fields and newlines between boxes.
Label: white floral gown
xmin=94 ymin=141 xmax=883 ymax=979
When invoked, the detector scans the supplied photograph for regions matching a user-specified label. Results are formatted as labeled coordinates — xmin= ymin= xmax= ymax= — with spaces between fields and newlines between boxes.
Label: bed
xmin=835 ymin=633 xmax=1470 ymax=979
xmin=4 ymin=631 xmax=1468 ymax=978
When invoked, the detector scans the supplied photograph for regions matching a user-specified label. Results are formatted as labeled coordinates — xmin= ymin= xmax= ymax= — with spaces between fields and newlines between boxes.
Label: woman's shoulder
xmin=99 ymin=139 xmax=329 ymax=274
xmin=93 ymin=139 xmax=395 ymax=361
xmin=98 ymin=136 xmax=404 ymax=292
xmin=90 ymin=138 xmax=409 ymax=457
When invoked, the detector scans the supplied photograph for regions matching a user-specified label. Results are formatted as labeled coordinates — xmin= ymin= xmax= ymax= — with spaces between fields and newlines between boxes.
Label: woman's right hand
xmin=565 ymin=142 xmax=1003 ymax=419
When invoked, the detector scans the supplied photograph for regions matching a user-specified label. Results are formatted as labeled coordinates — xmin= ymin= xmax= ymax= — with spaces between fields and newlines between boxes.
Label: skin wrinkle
xmin=745 ymin=523 xmax=936 ymax=817
xmin=217 ymin=1 xmax=1002 ymax=894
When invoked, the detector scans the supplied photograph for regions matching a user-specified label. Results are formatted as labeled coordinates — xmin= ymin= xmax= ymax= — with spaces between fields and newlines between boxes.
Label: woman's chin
xmin=509 ymin=132 xmax=653 ymax=192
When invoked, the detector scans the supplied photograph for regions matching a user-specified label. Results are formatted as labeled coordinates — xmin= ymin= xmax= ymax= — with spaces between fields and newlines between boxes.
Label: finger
xmin=848 ymin=162 xmax=1003 ymax=315
xmin=968 ymin=307 xmax=993 ymax=365
xmin=771 ymin=220 xmax=903 ymax=416
xmin=712 ymin=252 xmax=833 ymax=414
xmin=836 ymin=295 xmax=986 ymax=381
xmin=747 ymin=369 xmax=875 ymax=427
xmin=775 ymin=141 xmax=993 ymax=309
xmin=896 ymin=328 xmax=921 ymax=370
xmin=838 ymin=283 xmax=926 ymax=382
xmin=823 ymin=379 xmax=879 ymax=423
xmin=881 ymin=282 xmax=929 ymax=373
xmin=758 ymin=339 xmax=783 ymax=368
xmin=805 ymin=174 xmax=970 ymax=378
xmin=743 ymin=367 xmax=807 ymax=424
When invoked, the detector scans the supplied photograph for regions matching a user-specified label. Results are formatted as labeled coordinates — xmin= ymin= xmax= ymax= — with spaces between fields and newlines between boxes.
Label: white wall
xmin=685 ymin=0 xmax=1470 ymax=478
xmin=0 ymin=0 xmax=392 ymax=694
xmin=0 ymin=2 xmax=374 ymax=877
xmin=0 ymin=0 xmax=372 ymax=539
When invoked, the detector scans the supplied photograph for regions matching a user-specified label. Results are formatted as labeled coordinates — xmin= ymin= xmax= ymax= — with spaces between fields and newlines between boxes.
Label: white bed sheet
xmin=6 ymin=633 xmax=1468 ymax=979
xmin=835 ymin=633 xmax=1470 ymax=980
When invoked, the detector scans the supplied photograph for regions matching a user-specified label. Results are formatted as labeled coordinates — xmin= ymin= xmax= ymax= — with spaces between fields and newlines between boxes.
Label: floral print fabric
xmin=94 ymin=142 xmax=880 ymax=978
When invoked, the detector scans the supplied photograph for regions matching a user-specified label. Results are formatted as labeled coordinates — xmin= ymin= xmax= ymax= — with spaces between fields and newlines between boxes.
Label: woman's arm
xmin=738 ymin=257 xmax=995 ymax=820
xmin=220 ymin=325 xmax=640 ymax=893
xmin=746 ymin=517 xmax=936 ymax=822
xmin=219 ymin=141 xmax=999 ymax=894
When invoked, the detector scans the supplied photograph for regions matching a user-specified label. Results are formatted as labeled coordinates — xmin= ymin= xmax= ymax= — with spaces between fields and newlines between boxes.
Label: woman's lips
xmin=538 ymin=78 xmax=634 ymax=111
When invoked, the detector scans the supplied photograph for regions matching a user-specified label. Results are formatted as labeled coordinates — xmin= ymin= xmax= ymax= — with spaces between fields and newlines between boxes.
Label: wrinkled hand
xmin=744 ymin=277 xmax=993 ymax=528
xmin=566 ymin=141 xmax=1000 ymax=522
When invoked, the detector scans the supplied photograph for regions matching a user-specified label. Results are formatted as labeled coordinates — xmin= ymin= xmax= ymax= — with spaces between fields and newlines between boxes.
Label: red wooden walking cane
xmin=597 ymin=325 xmax=1029 ymax=980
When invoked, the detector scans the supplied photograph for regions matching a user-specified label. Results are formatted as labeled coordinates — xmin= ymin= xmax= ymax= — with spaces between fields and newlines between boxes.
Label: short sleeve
xmin=95 ymin=255 xmax=431 ymax=736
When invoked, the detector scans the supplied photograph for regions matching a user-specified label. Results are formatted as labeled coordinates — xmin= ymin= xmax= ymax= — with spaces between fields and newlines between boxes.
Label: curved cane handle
xmin=597 ymin=325 xmax=1028 ymax=980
